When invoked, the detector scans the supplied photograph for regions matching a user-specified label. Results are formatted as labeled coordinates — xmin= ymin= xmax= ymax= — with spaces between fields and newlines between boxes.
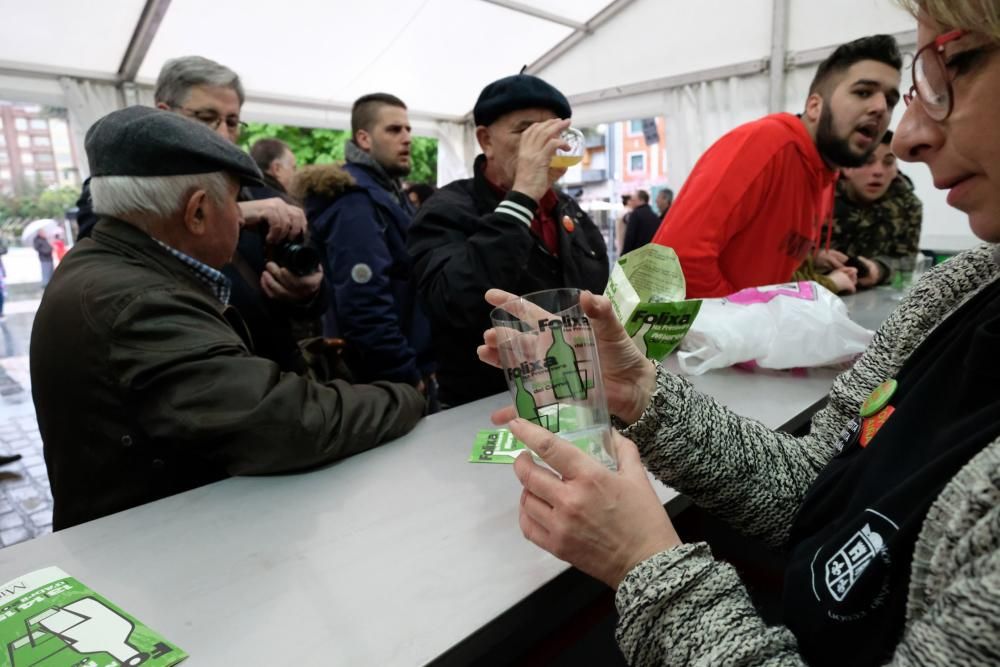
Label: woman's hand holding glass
xmin=478 ymin=288 xmax=657 ymax=427
xmin=509 ymin=417 xmax=681 ymax=589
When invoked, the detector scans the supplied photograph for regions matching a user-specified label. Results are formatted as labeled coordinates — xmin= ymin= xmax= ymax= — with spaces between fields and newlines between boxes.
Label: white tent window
xmin=0 ymin=0 xmax=974 ymax=251
xmin=57 ymin=78 xmax=123 ymax=179
xmin=663 ymin=74 xmax=769 ymax=191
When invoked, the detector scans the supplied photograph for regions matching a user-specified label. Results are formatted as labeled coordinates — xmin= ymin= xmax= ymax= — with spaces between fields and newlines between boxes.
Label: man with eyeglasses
xmin=652 ymin=35 xmax=902 ymax=298
xmin=75 ymin=56 xmax=325 ymax=374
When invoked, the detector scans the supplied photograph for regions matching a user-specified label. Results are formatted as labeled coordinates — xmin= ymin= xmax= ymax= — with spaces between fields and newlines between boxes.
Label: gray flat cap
xmin=85 ymin=106 xmax=262 ymax=185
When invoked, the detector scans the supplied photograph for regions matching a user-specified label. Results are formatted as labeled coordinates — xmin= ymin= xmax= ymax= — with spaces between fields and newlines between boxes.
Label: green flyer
xmin=0 ymin=566 xmax=186 ymax=666
xmin=469 ymin=429 xmax=526 ymax=464
xmin=469 ymin=428 xmax=596 ymax=464
xmin=605 ymin=244 xmax=702 ymax=361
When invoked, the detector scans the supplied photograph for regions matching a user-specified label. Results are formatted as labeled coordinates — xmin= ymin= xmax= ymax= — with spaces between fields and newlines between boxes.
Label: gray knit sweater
xmin=617 ymin=244 xmax=1000 ymax=665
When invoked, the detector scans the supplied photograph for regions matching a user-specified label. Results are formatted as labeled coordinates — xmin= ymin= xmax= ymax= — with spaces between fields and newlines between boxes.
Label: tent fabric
xmin=434 ymin=120 xmax=478 ymax=188
xmin=57 ymin=78 xmax=122 ymax=179
xmin=0 ymin=0 xmax=977 ymax=249
xmin=663 ymin=74 xmax=769 ymax=198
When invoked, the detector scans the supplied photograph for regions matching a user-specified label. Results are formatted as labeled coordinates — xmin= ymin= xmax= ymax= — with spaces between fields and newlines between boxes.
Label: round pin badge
xmin=562 ymin=215 xmax=575 ymax=233
xmin=350 ymin=263 xmax=373 ymax=284
xmin=860 ymin=379 xmax=898 ymax=418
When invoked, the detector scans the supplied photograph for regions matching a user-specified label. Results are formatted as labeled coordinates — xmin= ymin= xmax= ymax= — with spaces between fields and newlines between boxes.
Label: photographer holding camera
xmin=72 ymin=56 xmax=327 ymax=374
xmin=174 ymin=57 xmax=325 ymax=374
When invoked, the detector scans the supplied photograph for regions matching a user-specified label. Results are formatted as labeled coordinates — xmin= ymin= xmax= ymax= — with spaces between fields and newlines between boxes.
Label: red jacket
xmin=653 ymin=113 xmax=837 ymax=298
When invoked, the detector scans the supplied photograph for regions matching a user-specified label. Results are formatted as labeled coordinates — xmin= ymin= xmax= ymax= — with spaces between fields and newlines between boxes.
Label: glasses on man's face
xmin=172 ymin=106 xmax=248 ymax=137
xmin=903 ymin=29 xmax=966 ymax=121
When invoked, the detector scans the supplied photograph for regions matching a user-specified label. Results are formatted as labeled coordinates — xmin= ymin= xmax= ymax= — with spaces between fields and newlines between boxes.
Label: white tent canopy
xmin=0 ymin=0 xmax=974 ymax=250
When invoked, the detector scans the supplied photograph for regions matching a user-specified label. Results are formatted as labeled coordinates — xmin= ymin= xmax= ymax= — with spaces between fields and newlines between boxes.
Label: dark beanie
xmin=473 ymin=74 xmax=571 ymax=127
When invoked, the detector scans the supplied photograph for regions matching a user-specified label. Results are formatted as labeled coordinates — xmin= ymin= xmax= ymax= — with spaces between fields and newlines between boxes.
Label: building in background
xmin=618 ymin=117 xmax=667 ymax=190
xmin=560 ymin=117 xmax=669 ymax=258
xmin=562 ymin=117 xmax=668 ymax=203
xmin=0 ymin=102 xmax=80 ymax=196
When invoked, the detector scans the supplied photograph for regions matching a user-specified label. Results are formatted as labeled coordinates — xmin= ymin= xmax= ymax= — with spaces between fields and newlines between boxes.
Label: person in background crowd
xmin=408 ymin=73 xmax=608 ymax=408
xmin=249 ymin=138 xmax=298 ymax=200
xmin=34 ymin=229 xmax=54 ymax=288
xmin=0 ymin=240 xmax=6 ymax=318
xmin=481 ymin=1 xmax=1000 ymax=662
xmin=615 ymin=193 xmax=636 ymax=257
xmin=31 ymin=107 xmax=424 ymax=530
xmin=51 ymin=230 xmax=67 ymax=264
xmin=794 ymin=131 xmax=923 ymax=294
xmin=406 ymin=183 xmax=436 ymax=209
xmin=828 ymin=129 xmax=923 ymax=286
xmin=621 ymin=189 xmax=661 ymax=254
xmin=654 ymin=35 xmax=902 ymax=298
xmin=294 ymin=93 xmax=435 ymax=401
xmin=655 ymin=187 xmax=673 ymax=219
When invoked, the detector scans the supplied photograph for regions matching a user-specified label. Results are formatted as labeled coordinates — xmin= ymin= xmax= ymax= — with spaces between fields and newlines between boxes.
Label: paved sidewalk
xmin=0 ymin=286 xmax=54 ymax=548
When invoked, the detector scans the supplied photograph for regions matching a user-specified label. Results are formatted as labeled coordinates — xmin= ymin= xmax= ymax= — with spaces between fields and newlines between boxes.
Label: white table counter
xmin=0 ymin=290 xmax=905 ymax=664
xmin=842 ymin=286 xmax=903 ymax=332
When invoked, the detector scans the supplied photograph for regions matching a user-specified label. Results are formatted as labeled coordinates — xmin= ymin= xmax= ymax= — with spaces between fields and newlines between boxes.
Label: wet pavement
xmin=0 ymin=274 xmax=53 ymax=548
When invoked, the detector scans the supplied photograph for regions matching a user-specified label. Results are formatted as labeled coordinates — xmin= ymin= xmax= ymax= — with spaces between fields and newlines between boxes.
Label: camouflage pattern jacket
xmin=830 ymin=173 xmax=923 ymax=284
xmin=615 ymin=244 xmax=1000 ymax=665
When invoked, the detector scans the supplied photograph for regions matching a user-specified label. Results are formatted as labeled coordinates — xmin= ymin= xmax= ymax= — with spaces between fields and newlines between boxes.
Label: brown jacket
xmin=31 ymin=218 xmax=424 ymax=529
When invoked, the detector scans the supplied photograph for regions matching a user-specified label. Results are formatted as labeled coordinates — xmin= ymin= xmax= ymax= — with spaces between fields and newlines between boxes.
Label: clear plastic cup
xmin=893 ymin=252 xmax=933 ymax=291
xmin=490 ymin=288 xmax=616 ymax=469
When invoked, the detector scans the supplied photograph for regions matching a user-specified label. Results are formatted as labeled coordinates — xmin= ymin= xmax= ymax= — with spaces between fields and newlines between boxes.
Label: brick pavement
xmin=0 ymin=293 xmax=54 ymax=548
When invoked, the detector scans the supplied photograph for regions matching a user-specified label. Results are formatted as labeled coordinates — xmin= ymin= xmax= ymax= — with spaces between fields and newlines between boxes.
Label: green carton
xmin=604 ymin=245 xmax=701 ymax=361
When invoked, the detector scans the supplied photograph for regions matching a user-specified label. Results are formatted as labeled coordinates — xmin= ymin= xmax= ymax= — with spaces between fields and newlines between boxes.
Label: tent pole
xmin=768 ymin=0 xmax=789 ymax=113
xmin=478 ymin=0 xmax=586 ymax=31
xmin=117 ymin=0 xmax=172 ymax=84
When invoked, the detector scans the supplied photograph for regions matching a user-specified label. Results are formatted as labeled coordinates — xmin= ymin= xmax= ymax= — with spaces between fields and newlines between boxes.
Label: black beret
xmin=473 ymin=74 xmax=571 ymax=127
xmin=85 ymin=106 xmax=262 ymax=186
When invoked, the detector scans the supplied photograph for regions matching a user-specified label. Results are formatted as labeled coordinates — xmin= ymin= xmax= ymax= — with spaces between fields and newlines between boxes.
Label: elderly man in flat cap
xmin=31 ymin=107 xmax=425 ymax=530
xmin=407 ymin=73 xmax=609 ymax=408
xmin=76 ymin=56 xmax=325 ymax=377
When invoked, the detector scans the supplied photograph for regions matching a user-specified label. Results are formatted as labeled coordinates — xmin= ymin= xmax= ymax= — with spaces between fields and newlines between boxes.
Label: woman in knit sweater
xmin=479 ymin=1 xmax=1000 ymax=664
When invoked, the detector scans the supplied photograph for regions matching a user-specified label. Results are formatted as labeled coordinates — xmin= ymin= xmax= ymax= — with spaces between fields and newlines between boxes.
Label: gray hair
xmin=91 ymin=172 xmax=233 ymax=220
xmin=154 ymin=56 xmax=245 ymax=108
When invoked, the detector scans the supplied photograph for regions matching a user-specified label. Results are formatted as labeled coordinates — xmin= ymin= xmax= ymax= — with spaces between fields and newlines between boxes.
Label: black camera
xmin=258 ymin=222 xmax=321 ymax=276
xmin=271 ymin=239 xmax=321 ymax=277
xmin=844 ymin=256 xmax=870 ymax=279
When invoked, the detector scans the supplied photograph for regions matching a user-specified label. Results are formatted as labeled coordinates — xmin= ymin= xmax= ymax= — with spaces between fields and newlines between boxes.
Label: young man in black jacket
xmin=407 ymin=74 xmax=609 ymax=407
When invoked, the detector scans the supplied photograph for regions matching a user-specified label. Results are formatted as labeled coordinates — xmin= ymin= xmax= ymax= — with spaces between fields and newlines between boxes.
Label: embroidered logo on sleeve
xmin=825 ymin=523 xmax=885 ymax=602
xmin=351 ymin=263 xmax=373 ymax=284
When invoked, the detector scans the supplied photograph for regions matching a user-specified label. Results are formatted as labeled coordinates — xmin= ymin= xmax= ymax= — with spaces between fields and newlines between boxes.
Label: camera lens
xmin=273 ymin=241 xmax=321 ymax=276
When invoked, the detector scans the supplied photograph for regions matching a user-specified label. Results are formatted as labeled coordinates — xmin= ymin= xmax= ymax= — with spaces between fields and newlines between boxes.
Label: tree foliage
xmin=0 ymin=181 xmax=79 ymax=245
xmin=0 ymin=183 xmax=79 ymax=223
xmin=237 ymin=123 xmax=437 ymax=185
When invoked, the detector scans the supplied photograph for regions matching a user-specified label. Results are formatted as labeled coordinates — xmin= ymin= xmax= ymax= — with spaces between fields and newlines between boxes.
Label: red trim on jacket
xmin=484 ymin=167 xmax=561 ymax=256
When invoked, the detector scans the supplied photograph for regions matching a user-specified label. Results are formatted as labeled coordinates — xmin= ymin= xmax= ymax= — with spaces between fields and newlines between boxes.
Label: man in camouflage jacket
xmin=794 ymin=131 xmax=922 ymax=294
xmin=830 ymin=130 xmax=923 ymax=286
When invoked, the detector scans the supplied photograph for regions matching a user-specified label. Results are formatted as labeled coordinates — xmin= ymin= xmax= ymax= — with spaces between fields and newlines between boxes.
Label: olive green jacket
xmin=31 ymin=218 xmax=424 ymax=529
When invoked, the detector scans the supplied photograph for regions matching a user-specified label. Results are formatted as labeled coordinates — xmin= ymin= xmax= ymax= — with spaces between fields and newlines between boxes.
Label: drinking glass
xmin=490 ymin=288 xmax=615 ymax=469
xmin=550 ymin=127 xmax=585 ymax=169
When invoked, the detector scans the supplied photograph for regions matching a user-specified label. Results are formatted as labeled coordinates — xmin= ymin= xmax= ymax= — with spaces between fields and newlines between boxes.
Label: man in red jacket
xmin=654 ymin=35 xmax=902 ymax=298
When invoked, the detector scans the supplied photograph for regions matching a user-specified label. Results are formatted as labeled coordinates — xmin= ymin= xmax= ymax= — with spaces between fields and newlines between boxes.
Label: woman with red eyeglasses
xmin=478 ymin=1 xmax=1000 ymax=664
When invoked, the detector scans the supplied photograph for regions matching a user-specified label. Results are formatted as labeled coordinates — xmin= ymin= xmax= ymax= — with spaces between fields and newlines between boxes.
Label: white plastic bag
xmin=676 ymin=282 xmax=873 ymax=375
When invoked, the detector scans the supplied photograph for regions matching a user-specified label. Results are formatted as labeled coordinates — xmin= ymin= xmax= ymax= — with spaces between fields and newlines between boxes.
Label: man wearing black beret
xmin=408 ymin=74 xmax=609 ymax=407
xmin=30 ymin=106 xmax=425 ymax=529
